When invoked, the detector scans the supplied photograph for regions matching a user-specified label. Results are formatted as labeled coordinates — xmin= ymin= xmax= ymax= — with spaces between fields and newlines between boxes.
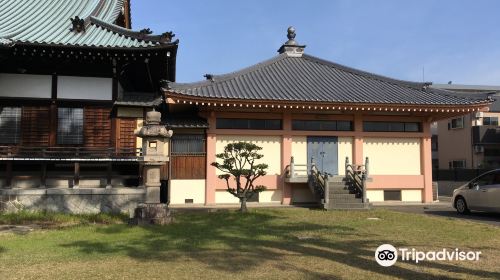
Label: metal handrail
xmin=309 ymin=157 xmax=328 ymax=204
xmin=344 ymin=157 xmax=369 ymax=203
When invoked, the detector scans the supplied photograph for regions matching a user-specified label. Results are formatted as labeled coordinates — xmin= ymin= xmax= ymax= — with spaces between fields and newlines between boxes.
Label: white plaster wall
xmin=291 ymin=136 xmax=308 ymax=176
xmin=136 ymin=119 xmax=143 ymax=149
xmin=363 ymin=138 xmax=421 ymax=175
xmin=338 ymin=137 xmax=353 ymax=176
xmin=258 ymin=190 xmax=282 ymax=203
xmin=57 ymin=76 xmax=112 ymax=100
xmin=366 ymin=190 xmax=384 ymax=202
xmin=215 ymin=190 xmax=240 ymax=204
xmin=170 ymin=179 xmax=205 ymax=204
xmin=214 ymin=190 xmax=280 ymax=204
xmin=0 ymin=74 xmax=51 ymax=98
xmin=118 ymin=107 xmax=144 ymax=118
xmin=401 ymin=190 xmax=422 ymax=202
xmin=216 ymin=135 xmax=282 ymax=175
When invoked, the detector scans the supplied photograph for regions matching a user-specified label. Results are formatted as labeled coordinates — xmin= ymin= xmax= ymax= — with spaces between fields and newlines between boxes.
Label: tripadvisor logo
xmin=375 ymin=244 xmax=481 ymax=267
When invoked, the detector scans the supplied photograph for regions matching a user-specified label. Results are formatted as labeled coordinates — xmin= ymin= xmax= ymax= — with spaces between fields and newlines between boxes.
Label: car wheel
xmin=455 ymin=197 xmax=470 ymax=214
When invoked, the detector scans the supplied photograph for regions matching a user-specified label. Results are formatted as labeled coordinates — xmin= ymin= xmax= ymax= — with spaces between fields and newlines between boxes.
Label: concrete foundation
xmin=0 ymin=188 xmax=145 ymax=214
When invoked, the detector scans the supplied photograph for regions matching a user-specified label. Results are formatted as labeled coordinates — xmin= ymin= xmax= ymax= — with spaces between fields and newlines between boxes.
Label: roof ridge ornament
xmin=69 ymin=16 xmax=86 ymax=33
xmin=278 ymin=26 xmax=306 ymax=57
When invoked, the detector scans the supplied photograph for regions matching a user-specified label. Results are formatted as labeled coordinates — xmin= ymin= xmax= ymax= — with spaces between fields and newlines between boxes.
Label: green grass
xmin=0 ymin=208 xmax=499 ymax=279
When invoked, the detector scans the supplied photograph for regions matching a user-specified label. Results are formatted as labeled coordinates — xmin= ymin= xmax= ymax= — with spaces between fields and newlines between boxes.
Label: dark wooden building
xmin=0 ymin=0 xmax=178 ymax=189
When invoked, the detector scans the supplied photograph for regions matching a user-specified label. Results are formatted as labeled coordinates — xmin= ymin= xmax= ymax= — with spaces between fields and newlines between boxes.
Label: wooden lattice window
xmin=84 ymin=107 xmax=111 ymax=147
xmin=118 ymin=118 xmax=137 ymax=149
xmin=21 ymin=106 xmax=50 ymax=146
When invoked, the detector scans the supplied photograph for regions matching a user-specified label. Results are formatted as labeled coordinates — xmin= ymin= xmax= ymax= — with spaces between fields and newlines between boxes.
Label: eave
xmin=164 ymin=90 xmax=492 ymax=121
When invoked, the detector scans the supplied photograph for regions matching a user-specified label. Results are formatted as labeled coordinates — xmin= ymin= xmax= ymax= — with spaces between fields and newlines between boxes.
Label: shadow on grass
xmin=61 ymin=210 xmax=500 ymax=279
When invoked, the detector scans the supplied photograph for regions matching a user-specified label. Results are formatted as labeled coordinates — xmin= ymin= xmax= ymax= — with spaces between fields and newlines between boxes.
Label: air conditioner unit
xmin=474 ymin=112 xmax=484 ymax=119
xmin=474 ymin=145 xmax=484 ymax=153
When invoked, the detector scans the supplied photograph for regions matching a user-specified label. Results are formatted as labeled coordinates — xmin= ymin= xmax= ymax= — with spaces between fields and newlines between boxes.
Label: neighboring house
xmin=0 ymin=0 xmax=178 ymax=212
xmin=431 ymin=84 xmax=500 ymax=170
xmin=163 ymin=28 xmax=491 ymax=205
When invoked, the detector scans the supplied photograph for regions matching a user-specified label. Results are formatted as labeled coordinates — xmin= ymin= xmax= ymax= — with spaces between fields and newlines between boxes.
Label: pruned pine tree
xmin=211 ymin=142 xmax=268 ymax=212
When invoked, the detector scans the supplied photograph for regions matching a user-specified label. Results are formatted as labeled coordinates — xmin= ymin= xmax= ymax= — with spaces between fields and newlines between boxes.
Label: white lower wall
xmin=215 ymin=190 xmax=282 ymax=204
xmin=401 ymin=190 xmax=422 ymax=202
xmin=170 ymin=179 xmax=205 ymax=204
xmin=366 ymin=190 xmax=384 ymax=202
xmin=259 ymin=190 xmax=282 ymax=203
xmin=367 ymin=189 xmax=423 ymax=202
xmin=215 ymin=191 xmax=240 ymax=204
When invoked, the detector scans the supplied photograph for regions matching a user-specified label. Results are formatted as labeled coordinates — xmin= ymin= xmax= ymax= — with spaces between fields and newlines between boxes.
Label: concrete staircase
xmin=324 ymin=180 xmax=370 ymax=210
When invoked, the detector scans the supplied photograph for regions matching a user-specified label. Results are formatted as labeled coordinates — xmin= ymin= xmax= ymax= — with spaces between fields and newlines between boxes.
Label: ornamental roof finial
xmin=286 ymin=26 xmax=296 ymax=44
xmin=278 ymin=26 xmax=306 ymax=57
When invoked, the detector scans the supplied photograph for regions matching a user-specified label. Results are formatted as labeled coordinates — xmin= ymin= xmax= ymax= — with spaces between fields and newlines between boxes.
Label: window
xmin=292 ymin=120 xmax=353 ymax=131
xmin=384 ymin=190 xmax=401 ymax=201
xmin=363 ymin=121 xmax=421 ymax=132
xmin=449 ymin=117 xmax=464 ymax=129
xmin=473 ymin=173 xmax=495 ymax=187
xmin=431 ymin=135 xmax=438 ymax=151
xmin=0 ymin=107 xmax=21 ymax=144
xmin=483 ymin=117 xmax=499 ymax=126
xmin=449 ymin=160 xmax=466 ymax=169
xmin=171 ymin=134 xmax=206 ymax=155
xmin=216 ymin=118 xmax=282 ymax=130
xmin=57 ymin=108 xmax=83 ymax=145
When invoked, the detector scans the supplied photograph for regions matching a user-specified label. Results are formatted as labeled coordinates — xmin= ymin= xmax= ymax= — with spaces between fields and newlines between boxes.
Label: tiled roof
xmin=164 ymin=116 xmax=209 ymax=129
xmin=166 ymin=53 xmax=491 ymax=106
xmin=0 ymin=0 xmax=176 ymax=49
xmin=115 ymin=91 xmax=162 ymax=107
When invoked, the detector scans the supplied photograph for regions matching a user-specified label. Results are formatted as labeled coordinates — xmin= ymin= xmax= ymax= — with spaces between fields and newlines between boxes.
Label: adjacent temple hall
xmin=0 ymin=0 xmax=491 ymax=212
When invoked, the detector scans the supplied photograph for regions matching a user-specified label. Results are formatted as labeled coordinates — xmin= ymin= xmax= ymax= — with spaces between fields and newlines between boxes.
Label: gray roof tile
xmin=166 ymin=53 xmax=491 ymax=106
xmin=0 ymin=0 xmax=177 ymax=49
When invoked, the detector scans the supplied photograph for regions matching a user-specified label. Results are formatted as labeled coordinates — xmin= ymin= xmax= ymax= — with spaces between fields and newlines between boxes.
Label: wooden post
xmin=5 ymin=161 xmax=13 ymax=189
xmin=106 ymin=162 xmax=112 ymax=189
xmin=289 ymin=156 xmax=295 ymax=178
xmin=40 ymin=162 xmax=47 ymax=188
xmin=73 ymin=162 xmax=80 ymax=188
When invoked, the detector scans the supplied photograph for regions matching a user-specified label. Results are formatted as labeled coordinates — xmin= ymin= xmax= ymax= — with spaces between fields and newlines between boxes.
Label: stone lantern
xmin=135 ymin=109 xmax=172 ymax=202
xmin=133 ymin=109 xmax=173 ymax=225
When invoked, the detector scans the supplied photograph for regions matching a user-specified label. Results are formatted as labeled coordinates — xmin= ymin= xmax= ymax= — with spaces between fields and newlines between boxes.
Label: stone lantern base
xmin=131 ymin=203 xmax=173 ymax=225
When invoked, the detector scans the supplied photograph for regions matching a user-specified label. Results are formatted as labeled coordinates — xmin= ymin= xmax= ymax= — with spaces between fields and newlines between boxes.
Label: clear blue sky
xmin=132 ymin=0 xmax=500 ymax=85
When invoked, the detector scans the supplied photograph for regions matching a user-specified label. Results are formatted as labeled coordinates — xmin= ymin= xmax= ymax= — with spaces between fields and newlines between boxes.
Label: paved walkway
xmin=374 ymin=196 xmax=500 ymax=227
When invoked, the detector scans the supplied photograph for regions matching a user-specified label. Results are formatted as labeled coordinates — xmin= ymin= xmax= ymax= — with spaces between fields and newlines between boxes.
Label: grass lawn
xmin=0 ymin=208 xmax=499 ymax=280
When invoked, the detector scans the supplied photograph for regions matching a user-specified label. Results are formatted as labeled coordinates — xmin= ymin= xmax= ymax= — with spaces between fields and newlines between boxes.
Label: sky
xmin=132 ymin=0 xmax=500 ymax=85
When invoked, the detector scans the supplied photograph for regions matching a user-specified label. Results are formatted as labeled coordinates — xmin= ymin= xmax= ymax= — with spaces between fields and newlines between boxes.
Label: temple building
xmin=163 ymin=27 xmax=491 ymax=207
xmin=0 ymin=0 xmax=177 ymax=212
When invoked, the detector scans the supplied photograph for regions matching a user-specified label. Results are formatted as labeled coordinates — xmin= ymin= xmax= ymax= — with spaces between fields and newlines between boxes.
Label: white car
xmin=452 ymin=169 xmax=500 ymax=214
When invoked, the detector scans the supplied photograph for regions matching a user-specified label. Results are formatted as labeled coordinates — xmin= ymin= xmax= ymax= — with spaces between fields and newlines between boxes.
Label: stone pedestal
xmin=131 ymin=203 xmax=173 ymax=225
